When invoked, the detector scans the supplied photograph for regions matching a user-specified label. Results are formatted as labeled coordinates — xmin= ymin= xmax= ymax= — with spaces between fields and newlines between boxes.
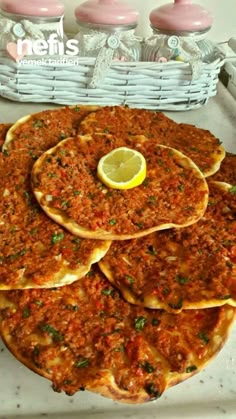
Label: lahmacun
xmin=211 ymin=152 xmax=236 ymax=184
xmin=0 ymin=150 xmax=110 ymax=289
xmin=99 ymin=181 xmax=236 ymax=312
xmin=32 ymin=133 xmax=209 ymax=240
xmin=0 ymin=123 xmax=12 ymax=148
xmin=0 ymin=267 xmax=234 ymax=404
xmin=79 ymin=106 xmax=225 ymax=177
xmin=3 ymin=105 xmax=99 ymax=156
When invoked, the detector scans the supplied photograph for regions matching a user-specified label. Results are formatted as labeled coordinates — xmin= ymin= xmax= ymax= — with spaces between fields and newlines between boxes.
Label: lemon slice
xmin=97 ymin=147 xmax=146 ymax=190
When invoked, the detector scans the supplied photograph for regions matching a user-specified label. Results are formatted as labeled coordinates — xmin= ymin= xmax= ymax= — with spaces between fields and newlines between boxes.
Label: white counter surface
xmin=0 ymin=84 xmax=236 ymax=419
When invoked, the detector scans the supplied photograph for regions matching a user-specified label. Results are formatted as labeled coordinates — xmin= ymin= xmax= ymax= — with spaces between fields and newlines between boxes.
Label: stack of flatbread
xmin=0 ymin=105 xmax=235 ymax=404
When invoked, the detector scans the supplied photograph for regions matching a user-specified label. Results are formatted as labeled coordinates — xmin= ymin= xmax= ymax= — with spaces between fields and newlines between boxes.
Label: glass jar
xmin=0 ymin=0 xmax=66 ymax=55
xmin=74 ymin=0 xmax=141 ymax=86
xmin=143 ymin=0 xmax=218 ymax=67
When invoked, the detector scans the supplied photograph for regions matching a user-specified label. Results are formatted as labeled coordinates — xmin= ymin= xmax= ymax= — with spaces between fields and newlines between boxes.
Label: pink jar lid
xmin=75 ymin=0 xmax=139 ymax=26
xmin=150 ymin=0 xmax=213 ymax=33
xmin=0 ymin=0 xmax=64 ymax=17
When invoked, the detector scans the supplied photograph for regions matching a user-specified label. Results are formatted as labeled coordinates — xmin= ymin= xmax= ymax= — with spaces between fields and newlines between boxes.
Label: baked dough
xmin=32 ymin=134 xmax=209 ymax=240
xmin=0 ymin=267 xmax=234 ymax=403
xmin=0 ymin=150 xmax=110 ymax=289
xmin=99 ymin=182 xmax=236 ymax=312
xmin=79 ymin=106 xmax=225 ymax=177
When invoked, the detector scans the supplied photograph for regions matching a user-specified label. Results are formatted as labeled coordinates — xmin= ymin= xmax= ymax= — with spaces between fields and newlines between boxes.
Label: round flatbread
xmin=211 ymin=152 xmax=236 ymax=185
xmin=79 ymin=106 xmax=225 ymax=177
xmin=99 ymin=181 xmax=236 ymax=312
xmin=2 ymin=105 xmax=99 ymax=156
xmin=0 ymin=123 xmax=12 ymax=149
xmin=0 ymin=150 xmax=110 ymax=290
xmin=32 ymin=133 xmax=209 ymax=240
xmin=0 ymin=267 xmax=234 ymax=404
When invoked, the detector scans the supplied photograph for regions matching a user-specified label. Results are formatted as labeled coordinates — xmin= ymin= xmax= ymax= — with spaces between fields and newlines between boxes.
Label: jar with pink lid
xmin=0 ymin=0 xmax=66 ymax=54
xmin=143 ymin=0 xmax=218 ymax=69
xmin=74 ymin=0 xmax=141 ymax=86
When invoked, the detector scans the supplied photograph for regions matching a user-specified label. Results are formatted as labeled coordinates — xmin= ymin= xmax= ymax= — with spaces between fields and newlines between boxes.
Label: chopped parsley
xmin=220 ymin=294 xmax=232 ymax=300
xmin=22 ymin=307 xmax=30 ymax=318
xmin=197 ymin=332 xmax=210 ymax=345
xmin=65 ymin=304 xmax=79 ymax=311
xmin=135 ymin=222 xmax=143 ymax=229
xmin=35 ymin=300 xmax=43 ymax=306
xmin=151 ymin=318 xmax=160 ymax=326
xmin=186 ymin=365 xmax=197 ymax=373
xmin=74 ymin=357 xmax=90 ymax=368
xmin=125 ymin=274 xmax=135 ymax=284
xmin=102 ymin=288 xmax=115 ymax=297
xmin=207 ymin=200 xmax=215 ymax=206
xmin=142 ymin=177 xmax=151 ymax=187
xmin=178 ymin=184 xmax=185 ymax=192
xmin=229 ymin=185 xmax=236 ymax=195
xmin=109 ymin=219 xmax=117 ymax=226
xmin=162 ymin=287 xmax=169 ymax=295
xmin=134 ymin=316 xmax=147 ymax=331
xmin=101 ymin=328 xmax=120 ymax=337
xmin=168 ymin=299 xmax=183 ymax=310
xmin=176 ymin=275 xmax=190 ymax=285
xmin=51 ymin=232 xmax=64 ymax=244
xmin=33 ymin=119 xmax=44 ymax=128
xmin=145 ymin=383 xmax=161 ymax=399
xmin=29 ymin=228 xmax=38 ymax=236
xmin=61 ymin=200 xmax=69 ymax=208
xmin=86 ymin=270 xmax=94 ymax=277
xmin=7 ymin=248 xmax=27 ymax=261
xmin=41 ymin=324 xmax=64 ymax=342
xmin=226 ymin=261 xmax=233 ymax=269
xmin=148 ymin=196 xmax=157 ymax=204
xmin=60 ymin=133 xmax=66 ymax=140
xmin=147 ymin=245 xmax=157 ymax=255
xmin=138 ymin=361 xmax=155 ymax=373
xmin=33 ymin=345 xmax=40 ymax=356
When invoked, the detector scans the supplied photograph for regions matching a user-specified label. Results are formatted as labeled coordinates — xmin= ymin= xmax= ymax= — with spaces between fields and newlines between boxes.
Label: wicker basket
xmin=0 ymin=51 xmax=226 ymax=110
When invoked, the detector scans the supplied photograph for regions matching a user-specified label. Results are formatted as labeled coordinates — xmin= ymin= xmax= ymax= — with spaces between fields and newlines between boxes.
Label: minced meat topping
xmin=0 ymin=267 xmax=232 ymax=400
xmin=5 ymin=106 xmax=97 ymax=155
xmin=0 ymin=123 xmax=12 ymax=148
xmin=33 ymin=134 xmax=208 ymax=237
xmin=211 ymin=152 xmax=236 ymax=184
xmin=79 ymin=106 xmax=224 ymax=175
xmin=0 ymin=150 xmax=108 ymax=288
xmin=100 ymin=182 xmax=236 ymax=311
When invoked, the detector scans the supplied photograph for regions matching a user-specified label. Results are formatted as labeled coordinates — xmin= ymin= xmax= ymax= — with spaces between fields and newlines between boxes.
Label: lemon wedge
xmin=97 ymin=147 xmax=146 ymax=190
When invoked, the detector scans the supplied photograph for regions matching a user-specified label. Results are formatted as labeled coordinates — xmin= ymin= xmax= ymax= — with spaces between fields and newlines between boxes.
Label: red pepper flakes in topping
xmin=74 ymin=357 xmax=90 ymax=368
xmin=4 ymin=106 xmax=98 ymax=156
xmin=0 ymin=268 xmax=234 ymax=403
xmin=79 ymin=106 xmax=224 ymax=176
xmin=33 ymin=134 xmax=208 ymax=239
xmin=0 ymin=151 xmax=110 ymax=289
xmin=99 ymin=182 xmax=236 ymax=312
xmin=211 ymin=153 xmax=236 ymax=185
